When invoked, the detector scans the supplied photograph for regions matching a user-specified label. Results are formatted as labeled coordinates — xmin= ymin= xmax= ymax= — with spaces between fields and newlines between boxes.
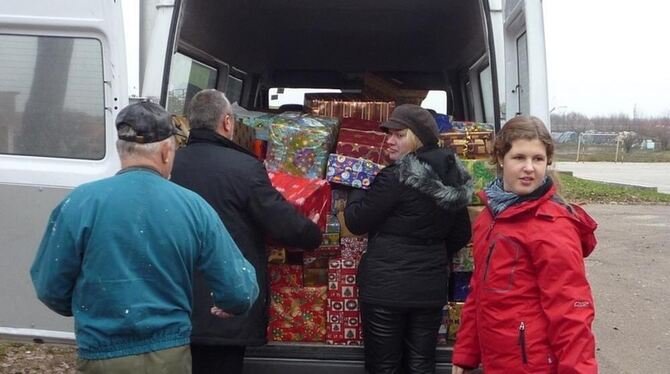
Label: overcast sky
xmin=543 ymin=0 xmax=670 ymax=118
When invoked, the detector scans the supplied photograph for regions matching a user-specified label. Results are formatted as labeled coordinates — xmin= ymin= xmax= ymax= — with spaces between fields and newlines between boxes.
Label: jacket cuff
xmin=452 ymin=351 xmax=480 ymax=370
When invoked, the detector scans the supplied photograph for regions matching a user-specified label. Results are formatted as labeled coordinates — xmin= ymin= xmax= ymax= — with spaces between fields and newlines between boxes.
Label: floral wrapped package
xmin=263 ymin=112 xmax=339 ymax=179
xmin=268 ymin=286 xmax=327 ymax=342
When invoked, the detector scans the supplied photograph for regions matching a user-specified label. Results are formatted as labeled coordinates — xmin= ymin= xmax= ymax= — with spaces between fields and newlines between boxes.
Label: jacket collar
xmin=186 ymin=128 xmax=257 ymax=158
xmin=395 ymin=149 xmax=473 ymax=211
xmin=480 ymin=184 xmax=598 ymax=258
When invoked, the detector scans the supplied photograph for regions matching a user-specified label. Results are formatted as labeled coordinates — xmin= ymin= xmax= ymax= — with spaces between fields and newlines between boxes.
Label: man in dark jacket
xmin=171 ymin=89 xmax=322 ymax=374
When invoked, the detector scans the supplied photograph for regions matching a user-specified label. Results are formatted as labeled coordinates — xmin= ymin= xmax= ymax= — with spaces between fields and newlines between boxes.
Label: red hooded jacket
xmin=452 ymin=185 xmax=598 ymax=373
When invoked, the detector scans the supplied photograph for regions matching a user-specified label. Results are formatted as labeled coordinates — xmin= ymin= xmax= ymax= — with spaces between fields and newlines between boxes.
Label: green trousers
xmin=77 ymin=345 xmax=191 ymax=374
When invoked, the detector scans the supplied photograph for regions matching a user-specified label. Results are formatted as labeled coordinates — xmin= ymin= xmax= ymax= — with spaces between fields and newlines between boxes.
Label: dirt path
xmin=584 ymin=204 xmax=670 ymax=373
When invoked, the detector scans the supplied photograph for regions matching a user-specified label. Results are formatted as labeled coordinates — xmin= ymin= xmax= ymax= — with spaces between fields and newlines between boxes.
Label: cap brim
xmin=379 ymin=119 xmax=407 ymax=132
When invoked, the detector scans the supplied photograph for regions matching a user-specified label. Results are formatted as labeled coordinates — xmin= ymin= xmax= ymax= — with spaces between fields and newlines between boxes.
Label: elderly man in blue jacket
xmin=30 ymin=101 xmax=259 ymax=373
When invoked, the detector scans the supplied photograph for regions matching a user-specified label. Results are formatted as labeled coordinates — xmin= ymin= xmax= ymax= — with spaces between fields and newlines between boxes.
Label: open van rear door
xmin=502 ymin=0 xmax=549 ymax=125
xmin=0 ymin=0 xmax=126 ymax=339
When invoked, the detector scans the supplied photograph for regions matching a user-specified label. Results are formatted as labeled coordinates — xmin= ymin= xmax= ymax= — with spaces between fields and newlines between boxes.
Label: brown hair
xmin=491 ymin=116 xmax=554 ymax=172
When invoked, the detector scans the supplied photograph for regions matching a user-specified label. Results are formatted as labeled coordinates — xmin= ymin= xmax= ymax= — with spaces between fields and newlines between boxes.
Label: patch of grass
xmin=557 ymin=173 xmax=670 ymax=204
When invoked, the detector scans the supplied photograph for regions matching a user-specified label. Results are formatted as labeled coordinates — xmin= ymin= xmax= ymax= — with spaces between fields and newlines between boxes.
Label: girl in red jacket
xmin=452 ymin=116 xmax=599 ymax=374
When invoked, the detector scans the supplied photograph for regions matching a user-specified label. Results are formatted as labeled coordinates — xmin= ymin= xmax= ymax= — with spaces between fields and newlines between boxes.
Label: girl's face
xmin=500 ymin=138 xmax=548 ymax=195
xmin=385 ymin=129 xmax=415 ymax=161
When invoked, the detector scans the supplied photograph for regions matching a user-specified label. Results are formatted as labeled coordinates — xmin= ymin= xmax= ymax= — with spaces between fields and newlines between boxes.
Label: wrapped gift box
xmin=452 ymin=244 xmax=474 ymax=272
xmin=449 ymin=271 xmax=472 ymax=302
xmin=440 ymin=131 xmax=493 ymax=160
xmin=268 ymin=171 xmax=332 ymax=230
xmin=326 ymin=214 xmax=341 ymax=234
xmin=340 ymin=237 xmax=367 ymax=260
xmin=337 ymin=211 xmax=359 ymax=238
xmin=335 ymin=128 xmax=391 ymax=165
xmin=303 ymin=247 xmax=338 ymax=287
xmin=331 ymin=188 xmax=349 ymax=214
xmin=269 ymin=264 xmax=303 ymax=288
xmin=437 ymin=304 xmax=450 ymax=345
xmin=322 ymin=232 xmax=340 ymax=247
xmin=263 ymin=112 xmax=340 ymax=179
xmin=326 ymin=257 xmax=363 ymax=345
xmin=305 ymin=93 xmax=395 ymax=123
xmin=461 ymin=159 xmax=496 ymax=205
xmin=447 ymin=302 xmax=465 ymax=341
xmin=268 ymin=286 xmax=327 ymax=342
xmin=326 ymin=154 xmax=384 ymax=190
xmin=340 ymin=117 xmax=384 ymax=132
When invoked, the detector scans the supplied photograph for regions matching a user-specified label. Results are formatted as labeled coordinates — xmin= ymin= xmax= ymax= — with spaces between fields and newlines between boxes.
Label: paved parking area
xmin=554 ymin=162 xmax=670 ymax=194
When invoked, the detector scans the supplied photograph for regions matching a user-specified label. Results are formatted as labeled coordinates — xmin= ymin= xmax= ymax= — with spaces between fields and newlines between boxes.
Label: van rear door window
xmin=166 ymin=53 xmax=217 ymax=115
xmin=0 ymin=34 xmax=104 ymax=159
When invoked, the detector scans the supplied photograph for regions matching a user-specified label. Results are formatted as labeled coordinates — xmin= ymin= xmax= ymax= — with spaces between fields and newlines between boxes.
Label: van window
xmin=166 ymin=53 xmax=217 ymax=114
xmin=421 ymin=91 xmax=448 ymax=115
xmin=479 ymin=66 xmax=495 ymax=123
xmin=268 ymin=88 xmax=341 ymax=110
xmin=0 ymin=34 xmax=104 ymax=159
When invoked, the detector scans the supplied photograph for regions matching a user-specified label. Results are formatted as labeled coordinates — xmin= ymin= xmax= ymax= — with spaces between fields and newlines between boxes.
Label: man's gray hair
xmin=187 ymin=89 xmax=232 ymax=131
xmin=116 ymin=126 xmax=174 ymax=158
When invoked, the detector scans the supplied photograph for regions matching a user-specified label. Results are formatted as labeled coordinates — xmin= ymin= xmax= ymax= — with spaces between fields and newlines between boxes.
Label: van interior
xmin=166 ymin=0 xmax=498 ymax=126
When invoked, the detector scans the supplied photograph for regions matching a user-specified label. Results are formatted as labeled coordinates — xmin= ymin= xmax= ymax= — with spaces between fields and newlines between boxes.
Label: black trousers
xmin=361 ymin=302 xmax=443 ymax=374
xmin=191 ymin=344 xmax=246 ymax=374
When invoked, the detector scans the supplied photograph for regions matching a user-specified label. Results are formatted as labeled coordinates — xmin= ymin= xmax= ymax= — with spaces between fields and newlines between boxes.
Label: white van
xmin=0 ymin=0 xmax=549 ymax=371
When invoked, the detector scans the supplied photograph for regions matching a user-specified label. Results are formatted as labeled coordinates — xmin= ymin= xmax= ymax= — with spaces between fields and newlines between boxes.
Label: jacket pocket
xmin=483 ymin=236 xmax=521 ymax=292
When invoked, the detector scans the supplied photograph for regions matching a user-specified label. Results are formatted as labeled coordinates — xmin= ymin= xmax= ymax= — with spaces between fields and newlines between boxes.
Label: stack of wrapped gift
xmin=268 ymin=286 xmax=328 ymax=342
xmin=326 ymin=257 xmax=363 ymax=345
xmin=437 ymin=304 xmax=450 ymax=345
xmin=268 ymin=171 xmax=332 ymax=231
xmin=263 ymin=112 xmax=339 ymax=179
xmin=305 ymin=93 xmax=395 ymax=123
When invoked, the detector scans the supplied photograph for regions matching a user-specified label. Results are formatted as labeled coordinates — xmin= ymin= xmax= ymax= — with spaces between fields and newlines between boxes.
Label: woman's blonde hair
xmin=404 ymin=128 xmax=424 ymax=153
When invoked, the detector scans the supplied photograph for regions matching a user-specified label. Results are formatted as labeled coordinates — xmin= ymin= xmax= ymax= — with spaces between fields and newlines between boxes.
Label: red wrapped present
xmin=268 ymin=171 xmax=331 ymax=230
xmin=340 ymin=237 xmax=367 ymax=261
xmin=305 ymin=93 xmax=395 ymax=123
xmin=326 ymin=257 xmax=363 ymax=345
xmin=268 ymin=286 xmax=327 ymax=342
xmin=340 ymin=117 xmax=383 ymax=132
xmin=269 ymin=264 xmax=303 ymax=288
xmin=335 ymin=128 xmax=391 ymax=165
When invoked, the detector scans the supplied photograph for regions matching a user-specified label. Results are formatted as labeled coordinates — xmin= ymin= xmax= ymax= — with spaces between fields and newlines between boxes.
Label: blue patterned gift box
xmin=326 ymin=154 xmax=384 ymax=190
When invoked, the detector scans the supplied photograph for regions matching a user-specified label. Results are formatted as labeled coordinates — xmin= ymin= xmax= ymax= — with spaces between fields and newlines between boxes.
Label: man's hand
xmin=210 ymin=306 xmax=234 ymax=319
xmin=452 ymin=365 xmax=467 ymax=374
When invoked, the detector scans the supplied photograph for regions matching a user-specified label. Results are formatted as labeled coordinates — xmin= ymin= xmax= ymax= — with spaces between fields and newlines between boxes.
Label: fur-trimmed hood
xmin=395 ymin=148 xmax=473 ymax=211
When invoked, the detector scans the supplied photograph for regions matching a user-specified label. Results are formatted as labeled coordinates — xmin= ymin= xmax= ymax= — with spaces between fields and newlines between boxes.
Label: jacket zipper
xmin=518 ymin=321 xmax=528 ymax=364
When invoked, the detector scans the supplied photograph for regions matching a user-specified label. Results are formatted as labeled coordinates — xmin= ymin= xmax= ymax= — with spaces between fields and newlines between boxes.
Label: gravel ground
xmin=0 ymin=342 xmax=76 ymax=373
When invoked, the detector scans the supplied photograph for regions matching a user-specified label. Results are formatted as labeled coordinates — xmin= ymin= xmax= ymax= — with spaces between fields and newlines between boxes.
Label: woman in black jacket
xmin=344 ymin=104 xmax=473 ymax=374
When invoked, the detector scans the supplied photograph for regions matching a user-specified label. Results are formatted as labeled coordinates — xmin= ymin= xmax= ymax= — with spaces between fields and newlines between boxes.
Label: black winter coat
xmin=171 ymin=128 xmax=322 ymax=346
xmin=344 ymin=145 xmax=473 ymax=307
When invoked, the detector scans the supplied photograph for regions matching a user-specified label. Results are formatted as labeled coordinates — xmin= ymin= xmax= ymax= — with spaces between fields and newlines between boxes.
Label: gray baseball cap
xmin=115 ymin=101 xmax=177 ymax=144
